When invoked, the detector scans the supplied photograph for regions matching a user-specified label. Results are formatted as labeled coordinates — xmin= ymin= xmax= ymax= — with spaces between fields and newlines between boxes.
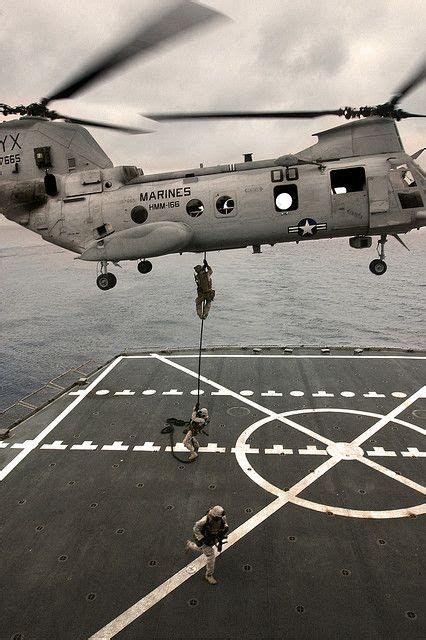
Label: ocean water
xmin=1 ymin=222 xmax=425 ymax=410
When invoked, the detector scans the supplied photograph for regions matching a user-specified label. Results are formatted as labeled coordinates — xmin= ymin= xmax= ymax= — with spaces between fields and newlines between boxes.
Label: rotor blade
xmin=398 ymin=110 xmax=426 ymax=119
xmin=390 ymin=60 xmax=426 ymax=106
xmin=58 ymin=114 xmax=151 ymax=134
xmin=45 ymin=1 xmax=225 ymax=103
xmin=144 ymin=109 xmax=344 ymax=121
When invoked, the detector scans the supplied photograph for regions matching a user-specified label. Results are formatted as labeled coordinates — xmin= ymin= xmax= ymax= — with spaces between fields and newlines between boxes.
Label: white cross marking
xmin=312 ymin=391 xmax=334 ymax=397
xmin=162 ymin=389 xmax=183 ymax=395
xmin=363 ymin=391 xmax=386 ymax=398
xmin=231 ymin=444 xmax=259 ymax=454
xmin=265 ymin=445 xmax=293 ymax=455
xmin=165 ymin=443 xmax=187 ymax=452
xmin=299 ymin=445 xmax=328 ymax=455
xmin=114 ymin=390 xmax=135 ymax=396
xmin=198 ymin=443 xmax=226 ymax=453
xmin=133 ymin=442 xmax=161 ymax=452
xmin=102 ymin=441 xmax=129 ymax=451
xmin=261 ymin=390 xmax=283 ymax=397
xmin=11 ymin=440 xmax=36 ymax=449
xmin=401 ymin=447 xmax=426 ymax=458
xmin=367 ymin=447 xmax=397 ymax=457
xmin=41 ymin=440 xmax=68 ymax=450
xmin=71 ymin=441 xmax=98 ymax=450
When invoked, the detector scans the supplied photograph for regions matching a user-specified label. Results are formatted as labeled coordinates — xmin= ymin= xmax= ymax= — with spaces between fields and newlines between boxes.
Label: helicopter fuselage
xmin=1 ymin=117 xmax=424 ymax=287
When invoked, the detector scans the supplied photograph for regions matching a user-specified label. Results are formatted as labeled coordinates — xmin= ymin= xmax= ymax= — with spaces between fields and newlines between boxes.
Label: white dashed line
xmin=299 ymin=445 xmax=328 ymax=455
xmin=41 ymin=440 xmax=67 ymax=450
xmin=133 ymin=442 xmax=161 ymax=452
xmin=71 ymin=441 xmax=98 ymax=450
xmin=401 ymin=448 xmax=426 ymax=457
xmin=101 ymin=441 xmax=129 ymax=451
xmin=366 ymin=447 xmax=397 ymax=457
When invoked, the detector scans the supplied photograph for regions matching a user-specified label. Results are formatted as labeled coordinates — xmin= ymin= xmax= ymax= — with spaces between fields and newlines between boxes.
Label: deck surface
xmin=0 ymin=349 xmax=425 ymax=640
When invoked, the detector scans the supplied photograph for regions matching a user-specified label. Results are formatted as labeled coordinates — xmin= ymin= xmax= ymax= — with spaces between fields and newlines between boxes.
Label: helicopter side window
xmin=274 ymin=184 xmax=298 ymax=212
xmin=398 ymin=192 xmax=424 ymax=209
xmin=330 ymin=167 xmax=366 ymax=194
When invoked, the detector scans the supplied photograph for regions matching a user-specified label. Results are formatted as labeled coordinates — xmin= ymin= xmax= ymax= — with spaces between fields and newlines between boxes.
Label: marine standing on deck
xmin=186 ymin=505 xmax=229 ymax=584
xmin=183 ymin=405 xmax=209 ymax=461
xmin=194 ymin=259 xmax=215 ymax=320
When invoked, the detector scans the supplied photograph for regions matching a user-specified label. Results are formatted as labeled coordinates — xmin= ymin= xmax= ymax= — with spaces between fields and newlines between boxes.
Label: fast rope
xmin=161 ymin=252 xmax=209 ymax=463
xmin=195 ymin=251 xmax=207 ymax=411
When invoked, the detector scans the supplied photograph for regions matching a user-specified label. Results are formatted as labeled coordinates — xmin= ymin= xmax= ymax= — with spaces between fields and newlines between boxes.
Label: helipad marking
xmin=90 ymin=457 xmax=338 ymax=639
xmin=162 ymin=389 xmax=183 ymax=395
xmin=401 ymin=447 xmax=426 ymax=457
xmin=299 ymin=445 xmax=327 ymax=455
xmin=11 ymin=440 xmax=35 ymax=449
xmin=71 ymin=441 xmax=98 ymax=450
xmin=353 ymin=385 xmax=426 ymax=446
xmin=198 ymin=443 xmax=226 ymax=453
xmin=102 ymin=441 xmax=128 ymax=451
xmin=133 ymin=442 xmax=160 ymax=452
xmin=0 ymin=356 xmax=123 ymax=482
xmin=96 ymin=390 xmax=110 ymax=396
xmin=366 ymin=446 xmax=397 ymax=457
xmin=190 ymin=389 xmax=204 ymax=395
xmin=261 ymin=390 xmax=283 ymax=397
xmin=154 ymin=354 xmax=426 ymax=359
xmin=165 ymin=443 xmax=187 ymax=452
xmin=114 ymin=390 xmax=135 ymax=396
xmin=290 ymin=390 xmax=304 ymax=396
xmin=234 ymin=397 xmax=426 ymax=518
xmin=142 ymin=389 xmax=156 ymax=395
xmin=0 ymin=442 xmax=8 ymax=449
xmin=392 ymin=392 xmax=407 ymax=398
xmin=364 ymin=391 xmax=386 ymax=398
xmin=313 ymin=391 xmax=334 ymax=397
xmin=341 ymin=391 xmax=355 ymax=397
xmin=151 ymin=353 xmax=334 ymax=446
xmin=41 ymin=440 xmax=67 ymax=450
xmin=358 ymin=457 xmax=426 ymax=495
xmin=265 ymin=445 xmax=293 ymax=455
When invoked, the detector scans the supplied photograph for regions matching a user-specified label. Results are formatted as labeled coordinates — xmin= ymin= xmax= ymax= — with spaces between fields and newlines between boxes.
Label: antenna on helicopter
xmin=0 ymin=1 xmax=226 ymax=134
xmin=144 ymin=59 xmax=426 ymax=122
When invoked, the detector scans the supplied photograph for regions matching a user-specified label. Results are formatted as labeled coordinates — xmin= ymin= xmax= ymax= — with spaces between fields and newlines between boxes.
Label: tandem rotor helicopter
xmin=1 ymin=2 xmax=425 ymax=290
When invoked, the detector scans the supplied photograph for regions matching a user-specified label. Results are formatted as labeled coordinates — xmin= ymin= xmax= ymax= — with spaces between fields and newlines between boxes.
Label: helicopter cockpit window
xmin=330 ymin=167 xmax=366 ymax=194
xmin=186 ymin=199 xmax=204 ymax=217
xmin=274 ymin=184 xmax=298 ymax=212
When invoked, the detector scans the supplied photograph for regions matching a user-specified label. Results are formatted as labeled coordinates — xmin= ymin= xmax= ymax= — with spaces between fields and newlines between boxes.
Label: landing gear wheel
xmin=138 ymin=260 xmax=153 ymax=274
xmin=369 ymin=259 xmax=387 ymax=275
xmin=107 ymin=273 xmax=117 ymax=288
xmin=97 ymin=273 xmax=112 ymax=290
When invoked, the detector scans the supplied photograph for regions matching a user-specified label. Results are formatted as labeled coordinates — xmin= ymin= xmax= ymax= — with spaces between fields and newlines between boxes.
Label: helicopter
xmin=0 ymin=1 xmax=425 ymax=290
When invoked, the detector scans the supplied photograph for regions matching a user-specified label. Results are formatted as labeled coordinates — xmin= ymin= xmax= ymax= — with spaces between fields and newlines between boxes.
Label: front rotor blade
xmin=390 ymin=60 xmax=426 ymax=106
xmin=144 ymin=109 xmax=343 ymax=121
xmin=398 ymin=110 xmax=426 ymax=119
xmin=45 ymin=1 xmax=225 ymax=103
xmin=59 ymin=114 xmax=151 ymax=134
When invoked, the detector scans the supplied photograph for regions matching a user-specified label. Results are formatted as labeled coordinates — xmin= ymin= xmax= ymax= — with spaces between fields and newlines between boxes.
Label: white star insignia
xmin=300 ymin=220 xmax=315 ymax=235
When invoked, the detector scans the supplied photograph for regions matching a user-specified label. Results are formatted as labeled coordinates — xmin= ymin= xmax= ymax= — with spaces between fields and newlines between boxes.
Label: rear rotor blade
xmin=58 ymin=114 xmax=151 ymax=134
xmin=144 ymin=108 xmax=344 ymax=121
xmin=45 ymin=1 xmax=225 ymax=103
xmin=390 ymin=60 xmax=426 ymax=106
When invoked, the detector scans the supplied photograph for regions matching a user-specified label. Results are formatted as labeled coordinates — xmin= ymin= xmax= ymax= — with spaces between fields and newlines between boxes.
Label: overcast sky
xmin=1 ymin=0 xmax=425 ymax=174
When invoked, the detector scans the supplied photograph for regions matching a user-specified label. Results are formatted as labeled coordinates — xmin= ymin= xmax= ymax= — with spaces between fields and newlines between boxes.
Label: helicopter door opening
xmin=330 ymin=167 xmax=368 ymax=234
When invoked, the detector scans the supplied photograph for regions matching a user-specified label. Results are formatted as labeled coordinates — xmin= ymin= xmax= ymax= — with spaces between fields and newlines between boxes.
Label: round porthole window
xmin=186 ymin=199 xmax=204 ymax=217
xmin=275 ymin=192 xmax=293 ymax=210
xmin=130 ymin=206 xmax=148 ymax=224
xmin=216 ymin=195 xmax=235 ymax=215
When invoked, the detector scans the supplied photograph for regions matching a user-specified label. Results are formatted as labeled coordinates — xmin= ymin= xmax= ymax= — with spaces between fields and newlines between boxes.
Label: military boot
xmin=205 ymin=574 xmax=218 ymax=585
xmin=188 ymin=452 xmax=198 ymax=461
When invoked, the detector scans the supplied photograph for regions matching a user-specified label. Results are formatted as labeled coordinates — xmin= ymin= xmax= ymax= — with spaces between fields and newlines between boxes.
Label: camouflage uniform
xmin=186 ymin=506 xmax=229 ymax=584
xmin=194 ymin=263 xmax=215 ymax=320
xmin=183 ymin=406 xmax=208 ymax=460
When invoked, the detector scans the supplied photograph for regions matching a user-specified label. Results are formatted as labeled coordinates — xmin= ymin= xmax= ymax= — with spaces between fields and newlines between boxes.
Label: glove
xmin=195 ymin=538 xmax=204 ymax=547
xmin=217 ymin=542 xmax=222 ymax=553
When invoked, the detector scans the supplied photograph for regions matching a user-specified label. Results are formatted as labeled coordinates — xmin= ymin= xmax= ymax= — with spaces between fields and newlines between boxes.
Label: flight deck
xmin=0 ymin=348 xmax=425 ymax=639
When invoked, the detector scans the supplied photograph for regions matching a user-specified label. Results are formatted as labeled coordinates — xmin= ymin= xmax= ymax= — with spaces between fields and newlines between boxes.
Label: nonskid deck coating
xmin=0 ymin=349 xmax=425 ymax=639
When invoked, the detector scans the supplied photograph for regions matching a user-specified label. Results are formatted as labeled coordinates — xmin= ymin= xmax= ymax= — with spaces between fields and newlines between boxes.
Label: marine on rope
xmin=194 ymin=256 xmax=215 ymax=320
